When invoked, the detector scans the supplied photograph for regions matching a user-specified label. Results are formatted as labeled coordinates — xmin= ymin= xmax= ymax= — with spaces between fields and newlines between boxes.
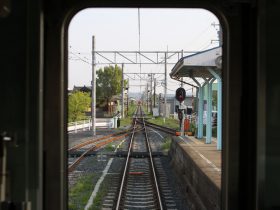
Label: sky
xmin=68 ymin=8 xmax=220 ymax=97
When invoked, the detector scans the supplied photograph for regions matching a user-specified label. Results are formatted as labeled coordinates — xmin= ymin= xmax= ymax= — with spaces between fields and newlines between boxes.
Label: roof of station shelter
xmin=169 ymin=46 xmax=222 ymax=81
xmin=169 ymin=46 xmax=223 ymax=150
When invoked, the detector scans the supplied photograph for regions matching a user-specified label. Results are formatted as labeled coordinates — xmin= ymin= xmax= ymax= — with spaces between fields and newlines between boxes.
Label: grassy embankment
xmin=161 ymin=136 xmax=172 ymax=153
xmin=119 ymin=104 xmax=137 ymax=127
xmin=69 ymin=173 xmax=99 ymax=210
xmin=88 ymin=175 xmax=112 ymax=210
xmin=147 ymin=116 xmax=217 ymax=138
xmin=120 ymin=104 xmax=181 ymax=129
xmin=147 ymin=117 xmax=180 ymax=130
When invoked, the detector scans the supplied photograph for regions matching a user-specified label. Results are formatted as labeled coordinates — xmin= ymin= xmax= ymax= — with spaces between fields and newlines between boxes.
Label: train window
xmin=67 ymin=8 xmax=223 ymax=210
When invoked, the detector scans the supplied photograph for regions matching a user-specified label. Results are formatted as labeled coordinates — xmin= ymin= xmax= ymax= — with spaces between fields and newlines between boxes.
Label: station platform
xmin=170 ymin=135 xmax=221 ymax=210
xmin=179 ymin=135 xmax=221 ymax=189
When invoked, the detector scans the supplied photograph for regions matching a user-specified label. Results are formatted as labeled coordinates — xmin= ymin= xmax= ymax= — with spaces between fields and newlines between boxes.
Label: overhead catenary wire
xmin=70 ymin=46 xmax=91 ymax=60
xmin=124 ymin=74 xmax=137 ymax=80
xmin=199 ymin=42 xmax=217 ymax=51
xmin=184 ymin=25 xmax=212 ymax=49
xmin=69 ymin=22 xmax=214 ymax=93
xmin=70 ymin=48 xmax=198 ymax=94
xmin=69 ymin=51 xmax=92 ymax=65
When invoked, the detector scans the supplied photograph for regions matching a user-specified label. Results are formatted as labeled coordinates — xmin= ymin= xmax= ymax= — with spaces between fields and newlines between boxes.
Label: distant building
xmin=72 ymin=85 xmax=91 ymax=94
xmin=159 ymin=95 xmax=196 ymax=117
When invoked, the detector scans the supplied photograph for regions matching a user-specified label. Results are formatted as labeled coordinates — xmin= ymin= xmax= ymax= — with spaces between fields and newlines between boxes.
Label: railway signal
xmin=175 ymin=87 xmax=187 ymax=136
xmin=175 ymin=87 xmax=186 ymax=102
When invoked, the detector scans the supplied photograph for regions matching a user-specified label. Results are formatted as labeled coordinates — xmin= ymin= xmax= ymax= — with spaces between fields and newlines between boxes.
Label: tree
xmin=68 ymin=91 xmax=91 ymax=122
xmin=96 ymin=65 xmax=127 ymax=108
xmin=212 ymin=90 xmax=217 ymax=110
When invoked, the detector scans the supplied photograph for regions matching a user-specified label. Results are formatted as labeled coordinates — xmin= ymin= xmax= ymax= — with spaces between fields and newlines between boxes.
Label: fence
xmin=68 ymin=118 xmax=114 ymax=133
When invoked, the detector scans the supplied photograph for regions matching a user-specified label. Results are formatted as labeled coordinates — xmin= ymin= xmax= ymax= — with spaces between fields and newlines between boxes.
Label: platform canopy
xmin=170 ymin=46 xmax=222 ymax=81
xmin=169 ymin=46 xmax=222 ymax=150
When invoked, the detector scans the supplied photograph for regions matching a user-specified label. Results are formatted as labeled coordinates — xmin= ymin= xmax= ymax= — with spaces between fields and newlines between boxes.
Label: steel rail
xmin=68 ymin=134 xmax=114 ymax=152
xmin=68 ymin=129 xmax=130 ymax=152
xmin=116 ymin=106 xmax=163 ymax=210
xmin=68 ymin=134 xmax=127 ymax=172
xmin=68 ymin=144 xmax=96 ymax=172
xmin=144 ymin=120 xmax=177 ymax=135
xmin=141 ymin=109 xmax=164 ymax=210
xmin=115 ymin=106 xmax=139 ymax=210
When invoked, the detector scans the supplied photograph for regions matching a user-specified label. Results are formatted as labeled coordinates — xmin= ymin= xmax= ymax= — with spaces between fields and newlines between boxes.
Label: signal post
xmin=176 ymin=87 xmax=186 ymax=136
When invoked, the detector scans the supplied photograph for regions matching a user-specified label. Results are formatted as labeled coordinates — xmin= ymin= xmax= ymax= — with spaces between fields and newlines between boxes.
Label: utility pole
xmin=218 ymin=27 xmax=223 ymax=47
xmin=192 ymin=87 xmax=194 ymax=115
xmin=181 ymin=51 xmax=184 ymax=88
xmin=154 ymin=77 xmax=156 ymax=108
xmin=211 ymin=22 xmax=222 ymax=47
xmin=180 ymin=78 xmax=185 ymax=137
xmin=121 ymin=63 xmax=124 ymax=118
xmin=127 ymin=78 xmax=129 ymax=116
xmin=146 ymin=83 xmax=149 ymax=113
xmin=91 ymin=36 xmax=96 ymax=136
xmin=164 ymin=52 xmax=167 ymax=122
xmin=150 ymin=74 xmax=153 ymax=114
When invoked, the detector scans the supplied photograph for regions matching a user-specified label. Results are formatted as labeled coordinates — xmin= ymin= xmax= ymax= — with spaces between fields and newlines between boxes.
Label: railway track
xmin=68 ymin=105 xmax=182 ymax=209
xmin=144 ymin=121 xmax=177 ymax=135
xmin=68 ymin=129 xmax=129 ymax=152
xmin=115 ymin=106 xmax=163 ymax=209
xmin=68 ymin=131 xmax=129 ymax=172
xmin=111 ymin=105 xmax=178 ymax=210
xmin=68 ymin=118 xmax=174 ymax=173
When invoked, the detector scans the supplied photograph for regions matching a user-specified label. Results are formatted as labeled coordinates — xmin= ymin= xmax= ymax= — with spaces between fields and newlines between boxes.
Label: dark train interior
xmin=1 ymin=0 xmax=280 ymax=209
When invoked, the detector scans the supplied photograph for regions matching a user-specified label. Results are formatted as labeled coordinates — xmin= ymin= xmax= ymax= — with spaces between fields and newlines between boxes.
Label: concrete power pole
xmin=91 ymin=36 xmax=96 ymax=136
xmin=164 ymin=52 xmax=167 ymax=122
xmin=154 ymin=77 xmax=156 ymax=108
xmin=150 ymin=74 xmax=153 ymax=114
xmin=127 ymin=78 xmax=129 ymax=116
xmin=121 ymin=63 xmax=124 ymax=118
xmin=146 ymin=83 xmax=149 ymax=112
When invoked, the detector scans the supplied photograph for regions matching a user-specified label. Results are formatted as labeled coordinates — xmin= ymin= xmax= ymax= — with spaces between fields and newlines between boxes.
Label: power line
xmin=124 ymin=74 xmax=137 ymax=80
xmin=69 ymin=46 xmax=91 ymax=61
xmin=69 ymin=51 xmax=91 ymax=65
xmin=184 ymin=25 xmax=212 ymax=49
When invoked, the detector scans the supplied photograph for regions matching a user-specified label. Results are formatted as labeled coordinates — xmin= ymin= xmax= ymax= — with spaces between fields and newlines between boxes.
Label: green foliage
xmin=104 ymin=143 xmax=115 ymax=152
xmin=127 ymin=103 xmax=137 ymax=117
xmin=68 ymin=91 xmax=91 ymax=122
xmin=161 ymin=136 xmax=171 ymax=151
xmin=120 ymin=117 xmax=133 ymax=127
xmin=212 ymin=90 xmax=217 ymax=108
xmin=68 ymin=174 xmax=96 ymax=210
xmin=147 ymin=117 xmax=180 ymax=130
xmin=202 ymin=125 xmax=217 ymax=137
xmin=190 ymin=122 xmax=196 ymax=133
xmin=212 ymin=126 xmax=217 ymax=137
xmin=118 ymin=104 xmax=137 ymax=128
xmin=96 ymin=65 xmax=127 ymax=105
xmin=89 ymin=175 xmax=112 ymax=210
